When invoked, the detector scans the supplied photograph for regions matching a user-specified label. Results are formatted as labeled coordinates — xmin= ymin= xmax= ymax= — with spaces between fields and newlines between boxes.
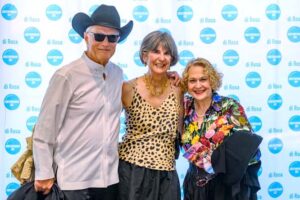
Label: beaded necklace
xmin=143 ymin=74 xmax=169 ymax=96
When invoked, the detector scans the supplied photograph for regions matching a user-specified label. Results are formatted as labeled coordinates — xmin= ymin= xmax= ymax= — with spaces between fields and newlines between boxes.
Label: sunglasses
xmin=88 ymin=32 xmax=120 ymax=43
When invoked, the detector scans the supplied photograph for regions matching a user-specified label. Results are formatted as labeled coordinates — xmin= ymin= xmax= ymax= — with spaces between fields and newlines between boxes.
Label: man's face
xmin=84 ymin=25 xmax=120 ymax=66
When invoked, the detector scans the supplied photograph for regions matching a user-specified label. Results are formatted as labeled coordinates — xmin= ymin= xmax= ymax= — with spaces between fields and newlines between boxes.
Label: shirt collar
xmin=81 ymin=52 xmax=110 ymax=74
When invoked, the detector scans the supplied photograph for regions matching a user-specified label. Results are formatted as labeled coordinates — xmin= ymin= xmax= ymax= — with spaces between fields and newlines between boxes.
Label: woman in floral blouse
xmin=181 ymin=57 xmax=261 ymax=200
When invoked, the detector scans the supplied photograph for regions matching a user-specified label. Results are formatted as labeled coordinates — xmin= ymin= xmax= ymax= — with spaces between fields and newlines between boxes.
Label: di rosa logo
xmin=1 ymin=3 xmax=18 ymax=20
xmin=25 ymin=71 xmax=42 ymax=88
xmin=179 ymin=50 xmax=194 ymax=66
xmin=268 ymin=137 xmax=283 ymax=154
xmin=245 ymin=71 xmax=261 ymax=88
xmin=244 ymin=27 xmax=261 ymax=43
xmin=68 ymin=29 xmax=82 ymax=44
xmin=26 ymin=116 xmax=38 ymax=131
xmin=289 ymin=115 xmax=300 ymax=132
xmin=200 ymin=27 xmax=216 ymax=44
xmin=5 ymin=138 xmax=21 ymax=155
xmin=249 ymin=116 xmax=262 ymax=132
xmin=287 ymin=26 xmax=300 ymax=43
xmin=24 ymin=27 xmax=40 ymax=43
xmin=289 ymin=161 xmax=300 ymax=177
xmin=177 ymin=5 xmax=193 ymax=22
xmin=288 ymin=71 xmax=300 ymax=87
xmin=266 ymin=4 xmax=281 ymax=21
xmin=221 ymin=4 xmax=238 ymax=21
xmin=46 ymin=4 xmax=62 ymax=21
xmin=47 ymin=49 xmax=63 ymax=66
xmin=268 ymin=182 xmax=283 ymax=198
xmin=2 ymin=49 xmax=19 ymax=65
xmin=133 ymin=5 xmax=149 ymax=22
xmin=4 ymin=94 xmax=20 ymax=110
xmin=267 ymin=93 xmax=283 ymax=110
xmin=267 ymin=49 xmax=282 ymax=65
xmin=223 ymin=49 xmax=239 ymax=66
xmin=6 ymin=182 xmax=20 ymax=196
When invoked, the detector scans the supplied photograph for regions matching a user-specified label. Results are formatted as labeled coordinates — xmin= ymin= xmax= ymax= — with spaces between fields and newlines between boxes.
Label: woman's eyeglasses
xmin=88 ymin=32 xmax=120 ymax=43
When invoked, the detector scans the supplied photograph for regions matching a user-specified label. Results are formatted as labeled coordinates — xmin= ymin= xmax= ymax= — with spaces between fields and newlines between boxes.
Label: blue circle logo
xmin=249 ymin=116 xmax=262 ymax=132
xmin=47 ymin=49 xmax=63 ymax=66
xmin=133 ymin=5 xmax=149 ymax=22
xmin=268 ymin=138 xmax=283 ymax=154
xmin=244 ymin=27 xmax=260 ymax=43
xmin=158 ymin=28 xmax=171 ymax=35
xmin=257 ymin=167 xmax=262 ymax=177
xmin=134 ymin=51 xmax=144 ymax=67
xmin=68 ymin=29 xmax=82 ymax=44
xmin=88 ymin=5 xmax=98 ymax=16
xmin=266 ymin=4 xmax=281 ymax=20
xmin=267 ymin=93 xmax=282 ymax=110
xmin=4 ymin=94 xmax=20 ymax=110
xmin=287 ymin=26 xmax=300 ymax=43
xmin=177 ymin=5 xmax=193 ymax=22
xmin=200 ymin=27 xmax=216 ymax=44
xmin=268 ymin=182 xmax=283 ymax=198
xmin=2 ymin=49 xmax=19 ymax=65
xmin=289 ymin=115 xmax=300 ymax=132
xmin=289 ymin=161 xmax=300 ymax=177
xmin=179 ymin=50 xmax=194 ymax=66
xmin=221 ymin=5 xmax=238 ymax=21
xmin=26 ymin=116 xmax=38 ymax=131
xmin=245 ymin=72 xmax=261 ymax=88
xmin=24 ymin=27 xmax=41 ymax=43
xmin=5 ymin=182 xmax=20 ymax=196
xmin=1 ymin=3 xmax=18 ymax=20
xmin=5 ymin=138 xmax=21 ymax=155
xmin=46 ymin=4 xmax=62 ymax=21
xmin=267 ymin=49 xmax=281 ymax=65
xmin=223 ymin=49 xmax=239 ymax=66
xmin=288 ymin=71 xmax=300 ymax=87
xmin=227 ymin=94 xmax=240 ymax=102
xmin=25 ymin=71 xmax=42 ymax=88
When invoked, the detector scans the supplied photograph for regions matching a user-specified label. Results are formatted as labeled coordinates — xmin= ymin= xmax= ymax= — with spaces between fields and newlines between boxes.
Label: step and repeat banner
xmin=1 ymin=0 xmax=300 ymax=199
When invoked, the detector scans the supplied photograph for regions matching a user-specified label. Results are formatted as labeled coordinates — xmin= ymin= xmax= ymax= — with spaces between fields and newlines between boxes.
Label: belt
xmin=196 ymin=173 xmax=216 ymax=187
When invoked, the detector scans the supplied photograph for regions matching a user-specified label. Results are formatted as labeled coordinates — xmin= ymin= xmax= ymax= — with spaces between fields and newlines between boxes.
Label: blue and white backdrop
xmin=1 ymin=0 xmax=300 ymax=199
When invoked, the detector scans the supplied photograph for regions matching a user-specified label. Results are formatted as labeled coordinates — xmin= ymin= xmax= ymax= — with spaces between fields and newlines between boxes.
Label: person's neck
xmin=145 ymin=72 xmax=168 ymax=86
xmin=85 ymin=51 xmax=108 ymax=67
xmin=194 ymin=97 xmax=212 ymax=116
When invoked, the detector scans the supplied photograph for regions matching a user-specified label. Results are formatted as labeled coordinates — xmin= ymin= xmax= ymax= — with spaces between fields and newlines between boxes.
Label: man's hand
xmin=34 ymin=178 xmax=55 ymax=195
xmin=167 ymin=71 xmax=181 ymax=86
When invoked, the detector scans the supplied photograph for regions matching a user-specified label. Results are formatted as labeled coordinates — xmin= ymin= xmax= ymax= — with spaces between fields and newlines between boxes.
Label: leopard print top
xmin=119 ymin=85 xmax=180 ymax=171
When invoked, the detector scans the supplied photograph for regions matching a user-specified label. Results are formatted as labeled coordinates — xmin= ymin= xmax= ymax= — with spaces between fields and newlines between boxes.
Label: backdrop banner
xmin=1 ymin=0 xmax=300 ymax=199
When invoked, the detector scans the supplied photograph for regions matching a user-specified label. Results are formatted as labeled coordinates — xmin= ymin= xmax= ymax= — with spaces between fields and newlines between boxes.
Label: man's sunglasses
xmin=88 ymin=32 xmax=120 ymax=43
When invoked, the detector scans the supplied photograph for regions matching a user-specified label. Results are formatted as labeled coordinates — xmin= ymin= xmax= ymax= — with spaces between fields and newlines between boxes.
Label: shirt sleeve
xmin=33 ymin=72 xmax=72 ymax=180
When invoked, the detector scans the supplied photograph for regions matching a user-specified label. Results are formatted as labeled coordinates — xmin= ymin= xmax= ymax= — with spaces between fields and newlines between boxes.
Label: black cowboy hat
xmin=72 ymin=4 xmax=133 ymax=43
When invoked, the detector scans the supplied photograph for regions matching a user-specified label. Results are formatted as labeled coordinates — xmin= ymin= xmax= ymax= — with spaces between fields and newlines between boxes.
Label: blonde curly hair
xmin=181 ymin=57 xmax=223 ymax=92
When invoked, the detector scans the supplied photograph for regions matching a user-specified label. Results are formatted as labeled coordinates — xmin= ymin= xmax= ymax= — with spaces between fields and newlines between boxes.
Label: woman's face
xmin=187 ymin=65 xmax=213 ymax=102
xmin=143 ymin=44 xmax=171 ymax=75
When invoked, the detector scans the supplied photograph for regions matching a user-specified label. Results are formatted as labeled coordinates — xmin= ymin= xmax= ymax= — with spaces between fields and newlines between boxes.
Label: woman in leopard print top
xmin=118 ymin=31 xmax=183 ymax=200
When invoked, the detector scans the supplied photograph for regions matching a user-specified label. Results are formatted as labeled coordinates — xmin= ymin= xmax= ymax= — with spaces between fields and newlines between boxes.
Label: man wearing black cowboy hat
xmin=33 ymin=4 xmax=133 ymax=200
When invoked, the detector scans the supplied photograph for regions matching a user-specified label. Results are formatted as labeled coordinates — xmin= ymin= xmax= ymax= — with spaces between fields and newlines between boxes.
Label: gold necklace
xmin=143 ymin=74 xmax=169 ymax=96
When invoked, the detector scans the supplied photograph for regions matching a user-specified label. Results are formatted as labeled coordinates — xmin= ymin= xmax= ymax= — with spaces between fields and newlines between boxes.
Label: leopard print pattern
xmin=119 ymin=87 xmax=180 ymax=171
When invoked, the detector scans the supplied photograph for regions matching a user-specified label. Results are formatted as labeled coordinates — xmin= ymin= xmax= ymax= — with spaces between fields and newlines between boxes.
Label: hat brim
xmin=72 ymin=12 xmax=133 ymax=43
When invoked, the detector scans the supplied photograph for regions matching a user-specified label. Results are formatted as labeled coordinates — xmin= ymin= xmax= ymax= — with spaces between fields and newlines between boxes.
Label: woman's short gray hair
xmin=139 ymin=30 xmax=178 ymax=66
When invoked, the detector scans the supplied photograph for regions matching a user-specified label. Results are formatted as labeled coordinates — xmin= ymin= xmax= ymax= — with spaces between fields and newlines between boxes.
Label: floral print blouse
xmin=182 ymin=92 xmax=261 ymax=174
